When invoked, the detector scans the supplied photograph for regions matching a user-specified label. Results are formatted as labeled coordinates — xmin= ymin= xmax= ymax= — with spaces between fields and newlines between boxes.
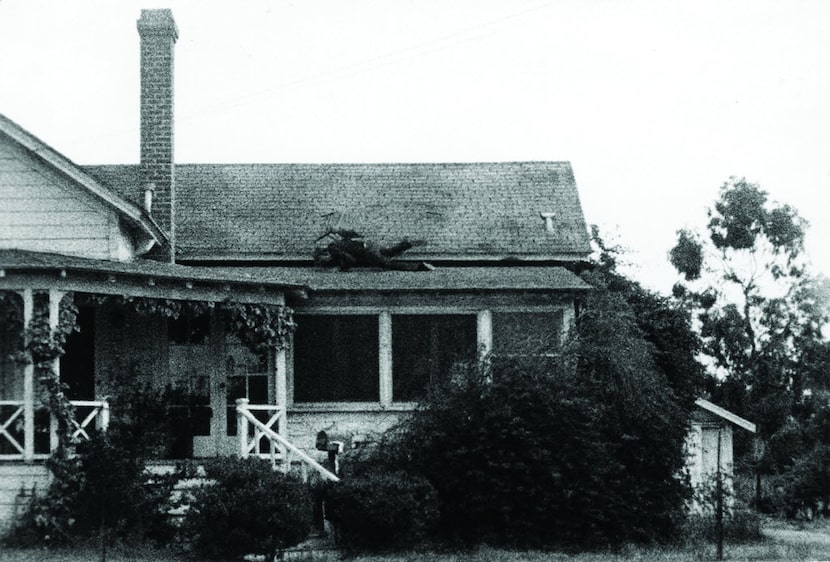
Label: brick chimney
xmin=137 ymin=9 xmax=178 ymax=262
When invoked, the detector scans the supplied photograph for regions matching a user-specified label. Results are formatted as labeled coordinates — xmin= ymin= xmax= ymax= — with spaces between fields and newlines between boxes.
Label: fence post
xmin=236 ymin=398 xmax=250 ymax=459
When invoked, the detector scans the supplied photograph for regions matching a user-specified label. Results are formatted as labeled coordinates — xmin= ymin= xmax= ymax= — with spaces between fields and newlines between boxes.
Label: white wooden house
xmin=0 ymin=9 xmax=595 ymax=530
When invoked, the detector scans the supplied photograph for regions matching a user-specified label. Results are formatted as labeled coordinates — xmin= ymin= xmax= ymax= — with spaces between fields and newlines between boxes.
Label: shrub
xmin=4 ymin=430 xmax=177 ymax=547
xmin=366 ymin=281 xmax=692 ymax=548
xmin=779 ymin=444 xmax=830 ymax=518
xmin=182 ymin=457 xmax=313 ymax=560
xmin=326 ymin=469 xmax=439 ymax=551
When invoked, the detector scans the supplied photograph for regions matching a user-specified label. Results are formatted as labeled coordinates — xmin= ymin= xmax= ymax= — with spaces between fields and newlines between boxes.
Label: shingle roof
xmin=0 ymin=249 xmax=590 ymax=292
xmin=206 ymin=266 xmax=592 ymax=292
xmin=0 ymin=249 xmax=303 ymax=290
xmin=84 ymin=162 xmax=591 ymax=262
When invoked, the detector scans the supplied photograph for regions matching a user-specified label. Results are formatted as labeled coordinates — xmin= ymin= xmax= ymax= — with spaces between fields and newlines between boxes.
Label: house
xmin=0 ymin=9 xmax=755 ymax=532
xmin=0 ymin=9 xmax=593 ymax=529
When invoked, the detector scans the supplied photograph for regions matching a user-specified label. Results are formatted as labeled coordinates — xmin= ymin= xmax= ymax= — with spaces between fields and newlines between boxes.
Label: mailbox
xmin=315 ymin=430 xmax=344 ymax=453
xmin=315 ymin=430 xmax=344 ymax=477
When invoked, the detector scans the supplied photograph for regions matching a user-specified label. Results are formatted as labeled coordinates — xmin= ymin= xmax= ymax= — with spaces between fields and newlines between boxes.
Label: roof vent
xmin=540 ymin=212 xmax=556 ymax=233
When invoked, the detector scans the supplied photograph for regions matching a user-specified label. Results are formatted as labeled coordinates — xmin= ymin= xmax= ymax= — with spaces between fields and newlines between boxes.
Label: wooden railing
xmin=0 ymin=399 xmax=110 ymax=461
xmin=0 ymin=400 xmax=25 ymax=459
xmin=67 ymin=400 xmax=111 ymax=441
xmin=236 ymin=399 xmax=339 ymax=483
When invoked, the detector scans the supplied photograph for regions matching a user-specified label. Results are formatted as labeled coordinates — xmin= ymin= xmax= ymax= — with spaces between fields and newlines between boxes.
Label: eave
xmin=0 ymin=249 xmax=308 ymax=304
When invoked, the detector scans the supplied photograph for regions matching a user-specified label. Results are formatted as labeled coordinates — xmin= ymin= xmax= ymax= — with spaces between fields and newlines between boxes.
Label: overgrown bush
xmin=364 ymin=277 xmax=692 ymax=548
xmin=4 ymin=430 xmax=178 ymax=547
xmin=182 ymin=457 xmax=313 ymax=560
xmin=326 ymin=469 xmax=439 ymax=551
xmin=778 ymin=445 xmax=830 ymax=518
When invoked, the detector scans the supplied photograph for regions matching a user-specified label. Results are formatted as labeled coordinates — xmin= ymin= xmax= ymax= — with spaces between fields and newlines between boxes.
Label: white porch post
xmin=20 ymin=289 xmax=34 ymax=462
xmin=477 ymin=309 xmax=493 ymax=378
xmin=378 ymin=311 xmax=392 ymax=407
xmin=275 ymin=347 xmax=287 ymax=439
xmin=48 ymin=290 xmax=64 ymax=453
xmin=236 ymin=398 xmax=249 ymax=458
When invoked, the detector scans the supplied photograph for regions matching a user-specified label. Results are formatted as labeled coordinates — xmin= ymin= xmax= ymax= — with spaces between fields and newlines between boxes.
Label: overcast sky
xmin=1 ymin=0 xmax=828 ymax=294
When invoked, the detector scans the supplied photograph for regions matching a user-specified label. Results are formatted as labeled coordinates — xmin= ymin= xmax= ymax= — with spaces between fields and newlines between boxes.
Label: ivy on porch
xmin=0 ymin=290 xmax=295 ymax=461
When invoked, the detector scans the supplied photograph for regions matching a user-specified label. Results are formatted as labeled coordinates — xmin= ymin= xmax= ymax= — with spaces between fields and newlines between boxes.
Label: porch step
xmin=0 ymin=464 xmax=51 ymax=534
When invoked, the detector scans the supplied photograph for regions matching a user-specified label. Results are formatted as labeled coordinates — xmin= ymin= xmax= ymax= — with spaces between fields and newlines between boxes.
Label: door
xmin=213 ymin=337 xmax=273 ymax=457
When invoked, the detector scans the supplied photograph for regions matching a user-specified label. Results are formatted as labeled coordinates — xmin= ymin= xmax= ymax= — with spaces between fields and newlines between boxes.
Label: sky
xmin=0 ymin=0 xmax=828 ymax=295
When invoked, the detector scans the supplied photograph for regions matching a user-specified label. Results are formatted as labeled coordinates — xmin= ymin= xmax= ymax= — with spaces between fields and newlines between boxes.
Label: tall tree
xmin=669 ymin=178 xmax=829 ymax=465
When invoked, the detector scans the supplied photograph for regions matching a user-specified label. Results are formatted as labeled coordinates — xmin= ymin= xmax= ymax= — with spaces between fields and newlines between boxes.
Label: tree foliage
xmin=669 ymin=178 xmax=830 ymax=512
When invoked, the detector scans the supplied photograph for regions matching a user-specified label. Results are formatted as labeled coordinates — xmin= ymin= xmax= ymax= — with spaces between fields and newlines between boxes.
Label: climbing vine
xmin=75 ymin=294 xmax=295 ymax=353
xmin=0 ymin=291 xmax=80 ymax=454
xmin=29 ymin=293 xmax=79 ymax=454
xmin=1 ymin=290 xmax=294 ymax=458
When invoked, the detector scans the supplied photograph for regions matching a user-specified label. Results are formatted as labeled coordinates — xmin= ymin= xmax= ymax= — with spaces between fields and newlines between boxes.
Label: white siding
xmin=0 ymin=135 xmax=128 ymax=260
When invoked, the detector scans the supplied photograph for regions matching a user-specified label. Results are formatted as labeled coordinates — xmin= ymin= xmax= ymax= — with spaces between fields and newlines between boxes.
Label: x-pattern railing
xmin=67 ymin=400 xmax=110 ymax=441
xmin=236 ymin=400 xmax=338 ymax=483
xmin=0 ymin=399 xmax=109 ymax=461
xmin=0 ymin=401 xmax=25 ymax=456
xmin=240 ymin=403 xmax=285 ymax=458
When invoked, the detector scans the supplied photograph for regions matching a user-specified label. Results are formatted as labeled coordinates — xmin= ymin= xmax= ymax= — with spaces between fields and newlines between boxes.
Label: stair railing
xmin=236 ymin=399 xmax=339 ymax=483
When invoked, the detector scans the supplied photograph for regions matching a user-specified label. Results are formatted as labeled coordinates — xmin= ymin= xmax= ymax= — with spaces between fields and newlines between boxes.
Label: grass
xmin=3 ymin=519 xmax=830 ymax=561
xmin=1 ymin=541 xmax=826 ymax=562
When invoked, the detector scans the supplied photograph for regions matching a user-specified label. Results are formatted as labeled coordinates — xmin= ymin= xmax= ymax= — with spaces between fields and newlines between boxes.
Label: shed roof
xmin=84 ymin=161 xmax=592 ymax=262
xmin=694 ymin=398 xmax=757 ymax=433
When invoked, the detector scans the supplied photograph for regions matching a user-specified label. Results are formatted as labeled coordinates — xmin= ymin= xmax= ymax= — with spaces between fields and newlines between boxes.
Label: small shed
xmin=686 ymin=398 xmax=757 ymax=495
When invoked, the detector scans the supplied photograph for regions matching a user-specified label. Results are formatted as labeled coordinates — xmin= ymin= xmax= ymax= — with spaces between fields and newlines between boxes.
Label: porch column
xmin=477 ymin=310 xmax=492 ymax=378
xmin=561 ymin=302 xmax=575 ymax=345
xmin=275 ymin=346 xmax=288 ymax=439
xmin=378 ymin=312 xmax=392 ymax=407
xmin=20 ymin=289 xmax=34 ymax=462
xmin=48 ymin=290 xmax=65 ymax=453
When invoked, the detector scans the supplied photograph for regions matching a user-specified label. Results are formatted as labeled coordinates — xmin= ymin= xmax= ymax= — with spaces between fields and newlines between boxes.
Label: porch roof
xmin=0 ymin=249 xmax=305 ymax=304
xmin=206 ymin=265 xmax=592 ymax=292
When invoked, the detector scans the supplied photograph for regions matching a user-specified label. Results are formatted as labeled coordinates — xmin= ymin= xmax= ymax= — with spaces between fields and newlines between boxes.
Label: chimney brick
xmin=137 ymin=9 xmax=178 ymax=262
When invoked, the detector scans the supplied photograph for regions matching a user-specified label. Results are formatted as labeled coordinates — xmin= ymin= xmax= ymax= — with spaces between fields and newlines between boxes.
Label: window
xmin=225 ymin=343 xmax=270 ymax=436
xmin=392 ymin=315 xmax=476 ymax=401
xmin=293 ymin=315 xmax=379 ymax=402
xmin=492 ymin=310 xmax=563 ymax=372
xmin=492 ymin=311 xmax=562 ymax=356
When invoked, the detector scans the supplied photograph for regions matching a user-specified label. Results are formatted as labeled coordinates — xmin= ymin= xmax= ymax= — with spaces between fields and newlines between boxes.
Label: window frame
xmin=287 ymin=304 xmax=572 ymax=412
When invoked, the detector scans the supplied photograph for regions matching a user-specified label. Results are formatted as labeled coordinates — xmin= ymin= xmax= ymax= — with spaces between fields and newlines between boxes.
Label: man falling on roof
xmin=313 ymin=228 xmax=431 ymax=271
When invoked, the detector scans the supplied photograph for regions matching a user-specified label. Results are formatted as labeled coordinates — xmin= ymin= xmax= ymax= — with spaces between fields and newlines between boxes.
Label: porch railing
xmin=236 ymin=399 xmax=339 ymax=483
xmin=0 ymin=399 xmax=110 ymax=461
xmin=0 ymin=400 xmax=25 ymax=459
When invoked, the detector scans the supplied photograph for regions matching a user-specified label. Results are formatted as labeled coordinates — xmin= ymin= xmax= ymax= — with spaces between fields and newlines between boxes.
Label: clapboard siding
xmin=0 ymin=210 xmax=108 ymax=226
xmin=0 ymin=464 xmax=51 ymax=533
xmin=0 ymin=132 xmax=125 ymax=260
xmin=0 ymin=225 xmax=109 ymax=239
